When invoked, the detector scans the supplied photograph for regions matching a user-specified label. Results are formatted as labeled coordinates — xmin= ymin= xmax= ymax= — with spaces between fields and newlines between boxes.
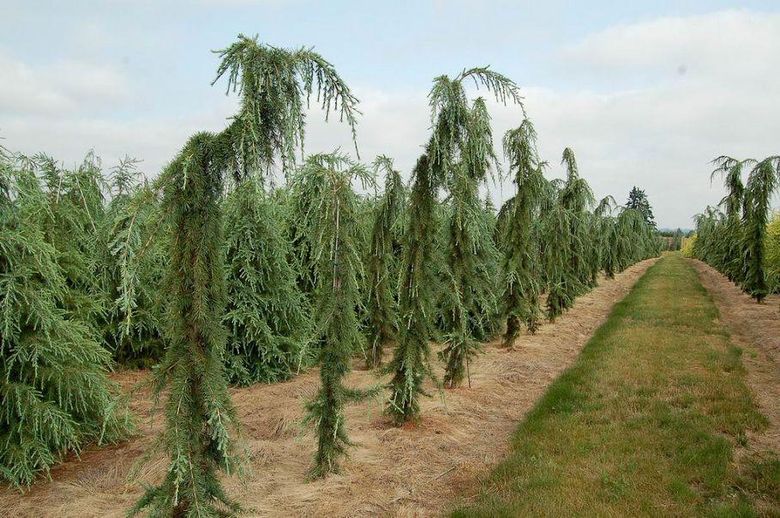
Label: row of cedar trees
xmin=693 ymin=156 xmax=780 ymax=302
xmin=0 ymin=36 xmax=661 ymax=515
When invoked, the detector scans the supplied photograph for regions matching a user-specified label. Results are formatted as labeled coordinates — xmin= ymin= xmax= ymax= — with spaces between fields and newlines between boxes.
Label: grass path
xmin=454 ymin=254 xmax=779 ymax=517
xmin=691 ymin=259 xmax=780 ymax=456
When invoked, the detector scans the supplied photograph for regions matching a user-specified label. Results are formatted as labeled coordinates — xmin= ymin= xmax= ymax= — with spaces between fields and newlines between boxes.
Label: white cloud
xmin=0 ymin=51 xmax=131 ymax=116
xmin=303 ymin=87 xmax=430 ymax=172
xmin=2 ymin=9 xmax=779 ymax=228
xmin=564 ymin=10 xmax=780 ymax=81
xmin=276 ymin=9 xmax=780 ymax=227
xmin=0 ymin=97 xmax=236 ymax=176
xmin=544 ymin=10 xmax=780 ymax=226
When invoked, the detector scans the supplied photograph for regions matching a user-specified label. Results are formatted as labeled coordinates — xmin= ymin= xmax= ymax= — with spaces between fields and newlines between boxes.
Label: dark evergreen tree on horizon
xmin=626 ymin=186 xmax=657 ymax=230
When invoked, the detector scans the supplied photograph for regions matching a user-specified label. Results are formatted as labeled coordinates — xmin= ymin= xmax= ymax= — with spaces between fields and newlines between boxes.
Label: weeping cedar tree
xmin=365 ymin=156 xmax=405 ymax=368
xmin=693 ymin=207 xmax=720 ymax=259
xmin=300 ymin=153 xmax=378 ymax=478
xmin=500 ymin=119 xmax=547 ymax=346
xmin=131 ymin=35 xmax=359 ymax=516
xmin=741 ymin=157 xmax=780 ymax=302
xmin=596 ymin=196 xmax=659 ymax=282
xmin=288 ymin=169 xmax=327 ymax=296
xmin=439 ymin=98 xmax=501 ymax=387
xmin=130 ymin=132 xmax=244 ymax=517
xmin=0 ymin=153 xmax=131 ymax=488
xmin=559 ymin=148 xmax=596 ymax=290
xmin=222 ymin=177 xmax=313 ymax=385
xmin=386 ymin=68 xmax=521 ymax=423
xmin=694 ymin=155 xmax=780 ymax=302
xmin=594 ymin=196 xmax=620 ymax=279
xmin=542 ymin=194 xmax=575 ymax=321
xmin=614 ymin=207 xmax=660 ymax=268
xmin=545 ymin=148 xmax=594 ymax=321
xmin=710 ymin=156 xmax=746 ymax=283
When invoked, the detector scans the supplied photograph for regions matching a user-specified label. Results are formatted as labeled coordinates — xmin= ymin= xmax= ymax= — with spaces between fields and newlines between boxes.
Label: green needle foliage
xmin=765 ymin=212 xmax=780 ymax=290
xmin=365 ymin=156 xmax=405 ymax=368
xmin=0 ymin=153 xmax=131 ymax=489
xmin=299 ymin=153 xmax=377 ymax=478
xmin=693 ymin=206 xmax=723 ymax=262
xmin=499 ymin=119 xmax=547 ymax=345
xmin=594 ymin=196 xmax=620 ymax=279
xmin=626 ymin=186 xmax=657 ymax=229
xmin=741 ymin=157 xmax=779 ymax=302
xmin=583 ymin=212 xmax=603 ymax=288
xmin=222 ymin=177 xmax=313 ymax=385
xmin=439 ymin=98 xmax=501 ymax=387
xmin=39 ymin=153 xmax=108 ymax=336
xmin=559 ymin=148 xmax=595 ymax=291
xmin=288 ymin=166 xmax=328 ymax=296
xmin=212 ymin=35 xmax=359 ymax=176
xmin=132 ymin=34 xmax=360 ymax=515
xmin=385 ymin=152 xmax=438 ymax=423
xmin=544 ymin=149 xmax=593 ymax=321
xmin=614 ymin=206 xmax=660 ymax=268
xmin=131 ymin=132 xmax=243 ymax=517
xmin=543 ymin=198 xmax=576 ymax=321
xmin=708 ymin=156 xmax=746 ymax=283
xmin=694 ymin=155 xmax=780 ymax=302
xmin=540 ymin=150 xmax=660 ymax=321
xmin=387 ymin=68 xmax=520 ymax=423
xmin=103 ymin=159 xmax=166 ymax=367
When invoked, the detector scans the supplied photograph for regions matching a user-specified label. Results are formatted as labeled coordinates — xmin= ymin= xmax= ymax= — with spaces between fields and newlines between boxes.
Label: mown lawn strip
xmin=454 ymin=254 xmax=777 ymax=517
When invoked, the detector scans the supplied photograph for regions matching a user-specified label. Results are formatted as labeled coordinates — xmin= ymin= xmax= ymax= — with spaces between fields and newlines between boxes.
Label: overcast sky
xmin=2 ymin=0 xmax=779 ymax=228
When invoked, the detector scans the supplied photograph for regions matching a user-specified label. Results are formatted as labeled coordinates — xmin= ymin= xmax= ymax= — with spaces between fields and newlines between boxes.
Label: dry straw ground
xmin=691 ymin=259 xmax=780 ymax=454
xmin=1 ymin=259 xmax=657 ymax=517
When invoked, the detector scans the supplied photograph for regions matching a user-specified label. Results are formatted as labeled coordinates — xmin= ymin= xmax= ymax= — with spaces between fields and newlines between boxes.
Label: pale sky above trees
xmin=1 ymin=0 xmax=779 ymax=228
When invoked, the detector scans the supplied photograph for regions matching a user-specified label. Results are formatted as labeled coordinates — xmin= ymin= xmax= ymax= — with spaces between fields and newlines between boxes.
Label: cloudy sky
xmin=2 ymin=0 xmax=779 ymax=228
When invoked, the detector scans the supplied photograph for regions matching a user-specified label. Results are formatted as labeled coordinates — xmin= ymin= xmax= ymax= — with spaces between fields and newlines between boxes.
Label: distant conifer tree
xmin=626 ymin=186 xmax=656 ymax=229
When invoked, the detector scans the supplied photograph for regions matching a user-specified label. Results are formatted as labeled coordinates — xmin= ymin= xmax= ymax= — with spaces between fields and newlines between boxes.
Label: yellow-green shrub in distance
xmin=765 ymin=212 xmax=780 ymax=291
xmin=682 ymin=234 xmax=697 ymax=258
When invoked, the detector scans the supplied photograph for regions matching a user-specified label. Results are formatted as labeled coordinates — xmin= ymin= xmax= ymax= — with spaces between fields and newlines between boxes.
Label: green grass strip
xmin=454 ymin=254 xmax=779 ymax=517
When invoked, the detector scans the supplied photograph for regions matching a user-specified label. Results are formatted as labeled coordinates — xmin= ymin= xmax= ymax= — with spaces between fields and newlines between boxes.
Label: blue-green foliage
xmin=0 ymin=153 xmax=132 ymax=489
xmin=222 ymin=178 xmax=313 ymax=385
